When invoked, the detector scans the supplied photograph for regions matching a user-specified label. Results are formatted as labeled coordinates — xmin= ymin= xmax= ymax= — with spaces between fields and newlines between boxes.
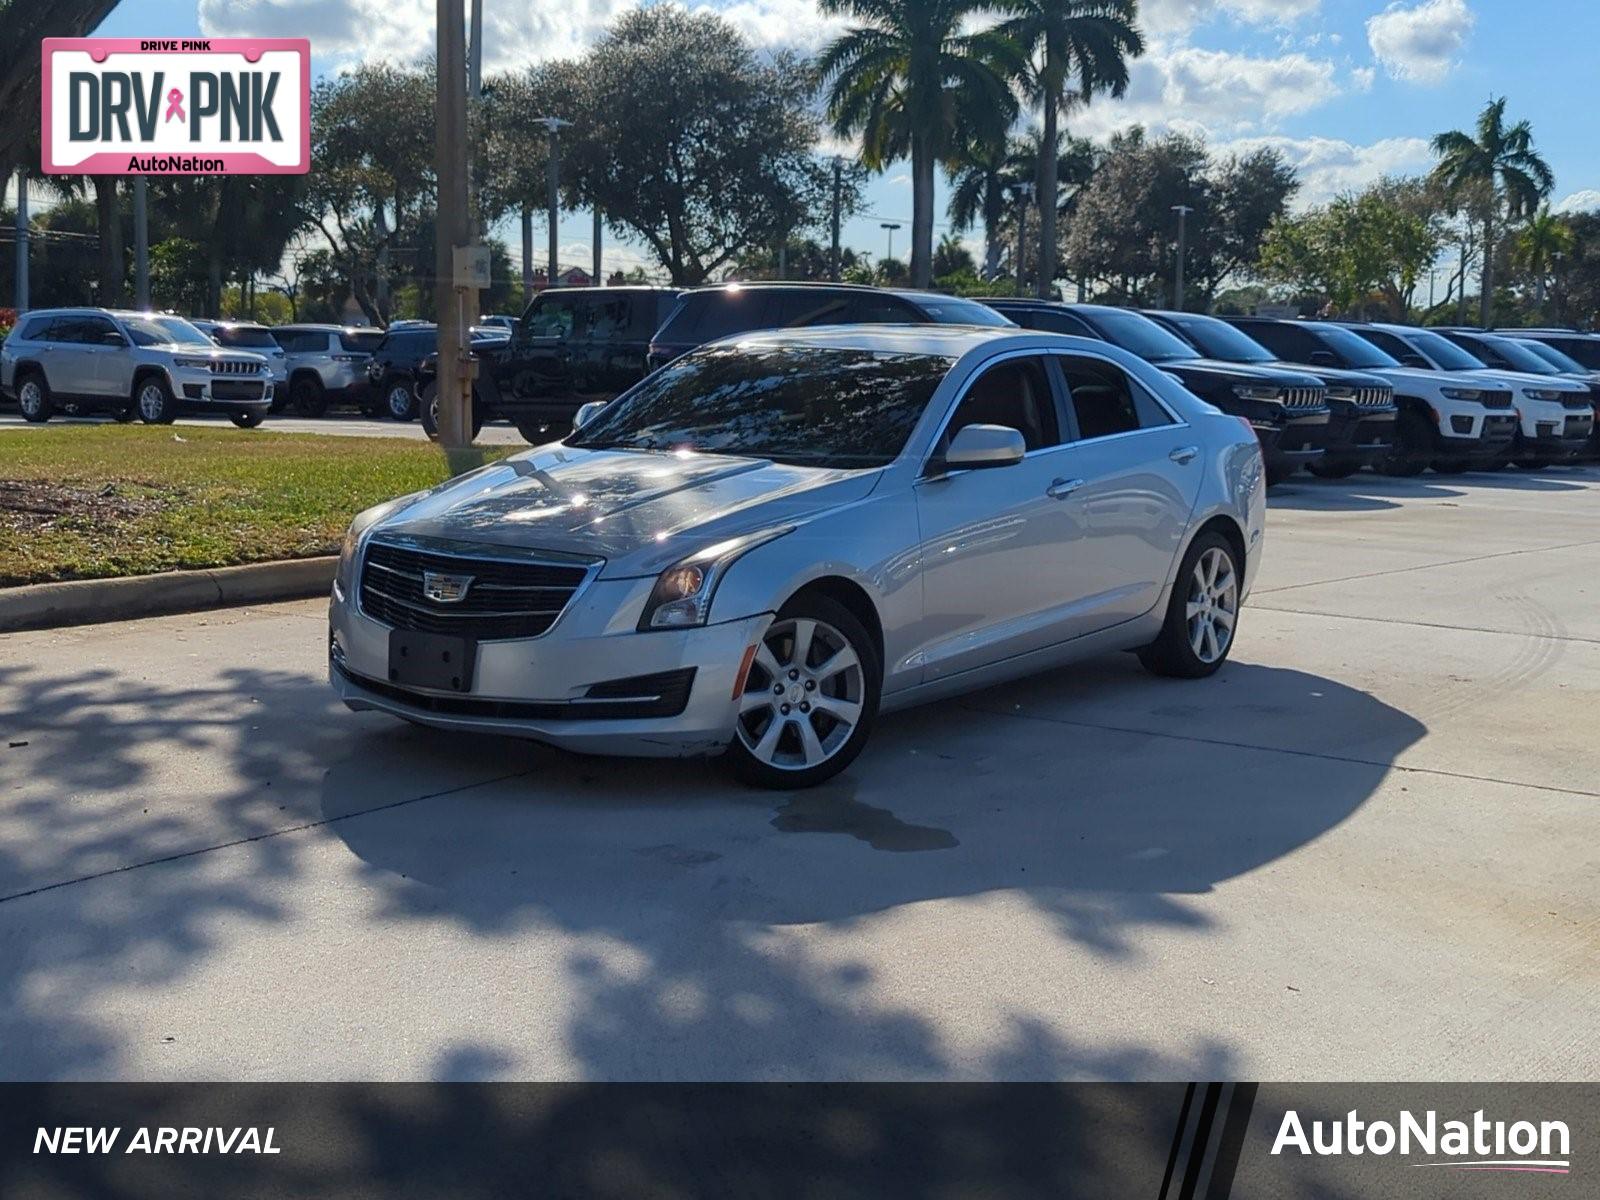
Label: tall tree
xmin=819 ymin=0 xmax=1021 ymax=288
xmin=1513 ymin=206 xmax=1574 ymax=311
xmin=1431 ymin=96 xmax=1553 ymax=327
xmin=945 ymin=133 xmax=1033 ymax=280
xmin=996 ymin=0 xmax=1142 ymax=297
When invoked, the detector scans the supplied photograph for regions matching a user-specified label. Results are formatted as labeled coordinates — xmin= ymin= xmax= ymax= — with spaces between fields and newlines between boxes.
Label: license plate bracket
xmin=388 ymin=629 xmax=476 ymax=693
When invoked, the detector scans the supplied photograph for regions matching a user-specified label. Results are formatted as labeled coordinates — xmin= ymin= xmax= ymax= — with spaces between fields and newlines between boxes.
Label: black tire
xmin=1264 ymin=462 xmax=1296 ymax=487
xmin=15 ymin=370 xmax=53 ymax=422
xmin=112 ymin=402 xmax=137 ymax=423
xmin=1376 ymin=409 xmax=1431 ymax=477
xmin=1430 ymin=458 xmax=1470 ymax=474
xmin=290 ymin=375 xmax=328 ymax=418
xmin=383 ymin=377 xmax=418 ymax=421
xmin=1306 ymin=458 xmax=1360 ymax=479
xmin=724 ymin=591 xmax=882 ymax=789
xmin=419 ymin=382 xmax=484 ymax=442
xmin=1138 ymin=528 xmax=1241 ymax=680
xmin=230 ymin=410 xmax=265 ymax=429
xmin=134 ymin=373 xmax=178 ymax=424
xmin=515 ymin=418 xmax=559 ymax=445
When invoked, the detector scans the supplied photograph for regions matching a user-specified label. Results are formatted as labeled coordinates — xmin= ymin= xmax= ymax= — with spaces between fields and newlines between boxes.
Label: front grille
xmin=1280 ymin=387 xmax=1324 ymax=408
xmin=1479 ymin=389 xmax=1513 ymax=409
xmin=1357 ymin=387 xmax=1393 ymax=407
xmin=1561 ymin=395 xmax=1592 ymax=410
xmin=336 ymin=661 xmax=695 ymax=721
xmin=359 ymin=540 xmax=594 ymax=640
xmin=211 ymin=379 xmax=265 ymax=400
xmin=210 ymin=359 xmax=261 ymax=375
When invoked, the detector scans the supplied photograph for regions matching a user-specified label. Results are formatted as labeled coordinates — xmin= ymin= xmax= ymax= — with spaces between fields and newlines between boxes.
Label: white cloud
xmin=1350 ymin=65 xmax=1376 ymax=91
xmin=1554 ymin=190 xmax=1600 ymax=216
xmin=1366 ymin=0 xmax=1475 ymax=85
xmin=1214 ymin=134 xmax=1435 ymax=207
xmin=1216 ymin=0 xmax=1321 ymax=24
xmin=1072 ymin=47 xmax=1342 ymax=138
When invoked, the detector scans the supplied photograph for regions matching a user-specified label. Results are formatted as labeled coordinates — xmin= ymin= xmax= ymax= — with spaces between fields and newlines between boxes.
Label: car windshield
xmin=566 ymin=345 xmax=953 ymax=469
xmin=1311 ymin=325 xmax=1400 ymax=369
xmin=913 ymin=297 xmax=1014 ymax=327
xmin=1082 ymin=308 xmax=1197 ymax=363
xmin=1516 ymin=339 xmax=1588 ymax=373
xmin=215 ymin=326 xmax=280 ymax=349
xmin=1482 ymin=335 xmax=1562 ymax=375
xmin=1402 ymin=329 xmax=1484 ymax=371
xmin=1163 ymin=314 xmax=1276 ymax=363
xmin=144 ymin=316 xmax=213 ymax=346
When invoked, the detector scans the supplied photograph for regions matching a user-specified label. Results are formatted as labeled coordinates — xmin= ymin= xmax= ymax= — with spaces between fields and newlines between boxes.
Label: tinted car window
xmin=1539 ymin=337 xmax=1600 ymax=369
xmin=50 ymin=316 xmax=120 ymax=344
xmin=150 ymin=316 xmax=214 ymax=345
xmin=1354 ymin=328 xmax=1418 ymax=363
xmin=1026 ymin=309 xmax=1095 ymax=336
xmin=1080 ymin=308 xmax=1197 ymax=362
xmin=1475 ymin=335 xmax=1562 ymax=376
xmin=273 ymin=330 xmax=330 ymax=353
xmin=339 ymin=331 xmax=383 ymax=353
xmin=946 ymin=357 xmax=1060 ymax=451
xmin=19 ymin=316 xmax=52 ymax=340
xmin=382 ymin=330 xmax=436 ymax=355
xmin=213 ymin=325 xmax=280 ymax=349
xmin=770 ymin=290 xmax=854 ymax=327
xmin=578 ymin=295 xmax=633 ymax=341
xmin=1059 ymin=357 xmax=1170 ymax=438
xmin=1234 ymin=321 xmax=1315 ymax=363
xmin=524 ymin=296 xmax=581 ymax=338
xmin=912 ymin=296 xmax=1013 ymax=327
xmin=1517 ymin=340 xmax=1588 ymax=373
xmin=688 ymin=291 xmax=779 ymax=342
xmin=1160 ymin=314 xmax=1276 ymax=363
xmin=1397 ymin=329 xmax=1483 ymax=371
xmin=568 ymin=346 xmax=952 ymax=468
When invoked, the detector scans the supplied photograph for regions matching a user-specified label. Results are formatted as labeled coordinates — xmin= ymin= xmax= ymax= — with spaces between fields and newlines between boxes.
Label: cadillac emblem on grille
xmin=422 ymin=570 xmax=474 ymax=604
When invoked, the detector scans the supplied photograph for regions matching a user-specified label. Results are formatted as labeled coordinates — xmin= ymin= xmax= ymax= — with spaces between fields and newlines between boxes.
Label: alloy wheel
xmin=387 ymin=384 xmax=413 ymax=419
xmin=19 ymin=380 xmax=42 ymax=417
xmin=138 ymin=383 xmax=165 ymax=421
xmin=1186 ymin=547 xmax=1238 ymax=665
xmin=737 ymin=617 xmax=865 ymax=772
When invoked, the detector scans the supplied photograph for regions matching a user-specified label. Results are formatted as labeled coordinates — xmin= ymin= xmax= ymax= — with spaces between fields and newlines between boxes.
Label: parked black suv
xmin=474 ymin=287 xmax=680 ymax=441
xmin=1499 ymin=329 xmax=1600 ymax=371
xmin=984 ymin=300 xmax=1330 ymax=484
xmin=646 ymin=284 xmax=1014 ymax=371
xmin=365 ymin=324 xmax=442 ymax=421
xmin=1143 ymin=309 xmax=1397 ymax=479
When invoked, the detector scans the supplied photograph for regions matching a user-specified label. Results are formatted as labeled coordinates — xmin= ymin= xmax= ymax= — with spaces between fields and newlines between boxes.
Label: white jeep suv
xmin=1 ymin=308 xmax=273 ymax=427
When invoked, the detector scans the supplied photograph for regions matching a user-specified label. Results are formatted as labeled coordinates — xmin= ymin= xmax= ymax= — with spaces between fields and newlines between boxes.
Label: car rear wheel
xmin=725 ymin=594 xmax=880 ymax=789
xmin=1376 ymin=410 xmax=1431 ymax=477
xmin=290 ymin=375 xmax=328 ymax=418
xmin=385 ymin=379 xmax=418 ymax=421
xmin=16 ymin=371 xmax=53 ymax=422
xmin=135 ymin=375 xmax=178 ymax=424
xmin=1139 ymin=530 xmax=1240 ymax=680
xmin=1306 ymin=458 xmax=1360 ymax=479
xmin=418 ymin=381 xmax=484 ymax=442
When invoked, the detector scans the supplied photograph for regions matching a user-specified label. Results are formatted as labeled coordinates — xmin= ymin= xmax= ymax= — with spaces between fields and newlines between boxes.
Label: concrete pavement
xmin=1 ymin=465 xmax=1597 ymax=1081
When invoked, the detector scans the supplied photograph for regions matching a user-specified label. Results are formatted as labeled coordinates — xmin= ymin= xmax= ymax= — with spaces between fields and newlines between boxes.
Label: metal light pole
xmin=1014 ymin=182 xmax=1035 ymax=294
xmin=533 ymin=116 xmax=571 ymax=286
xmin=880 ymin=222 xmax=901 ymax=272
xmin=13 ymin=173 xmax=28 ymax=316
xmin=1171 ymin=204 xmax=1193 ymax=311
xmin=830 ymin=156 xmax=843 ymax=282
xmin=133 ymin=176 xmax=149 ymax=309
xmin=435 ymin=0 xmax=473 ymax=451
xmin=593 ymin=208 xmax=602 ymax=285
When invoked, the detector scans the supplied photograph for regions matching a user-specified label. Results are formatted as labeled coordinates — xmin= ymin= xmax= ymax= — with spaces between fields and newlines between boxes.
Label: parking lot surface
xmin=1 ymin=466 xmax=1597 ymax=1081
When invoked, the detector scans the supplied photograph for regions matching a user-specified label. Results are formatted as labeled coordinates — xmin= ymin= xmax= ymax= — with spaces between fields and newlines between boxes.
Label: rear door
xmin=1046 ymin=353 xmax=1204 ymax=633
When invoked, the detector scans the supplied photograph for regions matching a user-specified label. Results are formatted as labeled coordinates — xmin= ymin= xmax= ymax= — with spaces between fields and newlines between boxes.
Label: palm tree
xmin=1514 ymin=206 xmax=1573 ymax=312
xmin=945 ymin=134 xmax=1033 ymax=280
xmin=997 ymin=0 xmax=1142 ymax=298
xmin=1431 ymin=97 xmax=1554 ymax=327
xmin=819 ymin=0 xmax=1022 ymax=288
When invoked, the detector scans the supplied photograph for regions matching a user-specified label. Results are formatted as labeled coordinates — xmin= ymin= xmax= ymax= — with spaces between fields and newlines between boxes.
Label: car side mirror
xmin=573 ymin=400 xmax=607 ymax=429
xmin=1400 ymin=354 xmax=1430 ymax=369
xmin=939 ymin=424 xmax=1027 ymax=473
xmin=1309 ymin=350 xmax=1337 ymax=367
xmin=101 ymin=330 xmax=126 ymax=346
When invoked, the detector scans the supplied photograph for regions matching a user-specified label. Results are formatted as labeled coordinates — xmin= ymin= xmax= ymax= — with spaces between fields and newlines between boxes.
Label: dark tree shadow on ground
xmin=1267 ymin=462 xmax=1594 ymax=512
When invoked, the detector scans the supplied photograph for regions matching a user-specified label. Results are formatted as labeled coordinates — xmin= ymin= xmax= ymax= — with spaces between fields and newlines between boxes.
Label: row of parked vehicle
xmin=3 ymin=286 xmax=1597 ymax=481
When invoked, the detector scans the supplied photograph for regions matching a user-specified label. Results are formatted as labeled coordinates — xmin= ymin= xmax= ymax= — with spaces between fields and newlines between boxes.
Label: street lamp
xmin=533 ymin=116 xmax=572 ymax=286
xmin=1013 ymin=182 xmax=1036 ymax=293
xmin=880 ymin=222 xmax=901 ymax=270
xmin=1171 ymin=204 xmax=1193 ymax=311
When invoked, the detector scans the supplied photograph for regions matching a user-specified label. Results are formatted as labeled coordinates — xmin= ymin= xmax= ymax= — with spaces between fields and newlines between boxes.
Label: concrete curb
xmin=0 ymin=557 xmax=338 ymax=634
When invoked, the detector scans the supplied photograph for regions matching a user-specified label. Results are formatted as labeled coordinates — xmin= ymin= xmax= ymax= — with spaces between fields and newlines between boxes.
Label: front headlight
xmin=639 ymin=528 xmax=794 ymax=631
xmin=172 ymin=356 xmax=214 ymax=370
xmin=1232 ymin=384 xmax=1283 ymax=402
xmin=1440 ymin=386 xmax=1484 ymax=401
xmin=335 ymin=494 xmax=424 ymax=596
xmin=1521 ymin=387 xmax=1563 ymax=401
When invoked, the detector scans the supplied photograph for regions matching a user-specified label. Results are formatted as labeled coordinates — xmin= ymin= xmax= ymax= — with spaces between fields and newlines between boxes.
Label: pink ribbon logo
xmin=164 ymin=88 xmax=185 ymax=123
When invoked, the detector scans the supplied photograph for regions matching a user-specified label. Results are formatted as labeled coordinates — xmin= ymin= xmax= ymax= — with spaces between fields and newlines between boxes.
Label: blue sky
xmin=79 ymin=0 xmax=1600 ymax=284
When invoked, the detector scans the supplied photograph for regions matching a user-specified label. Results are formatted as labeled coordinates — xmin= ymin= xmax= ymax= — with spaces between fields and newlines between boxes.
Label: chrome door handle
xmin=1047 ymin=477 xmax=1085 ymax=500
xmin=1169 ymin=445 xmax=1200 ymax=465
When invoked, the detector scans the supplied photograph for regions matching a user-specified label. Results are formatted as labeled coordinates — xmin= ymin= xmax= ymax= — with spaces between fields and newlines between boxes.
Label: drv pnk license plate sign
xmin=42 ymin=38 xmax=310 ymax=175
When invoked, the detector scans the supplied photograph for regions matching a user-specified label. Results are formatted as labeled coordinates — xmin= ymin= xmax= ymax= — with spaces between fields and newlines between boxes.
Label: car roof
xmin=702 ymin=323 xmax=1038 ymax=357
xmin=538 ymin=285 xmax=677 ymax=296
xmin=275 ymin=323 xmax=383 ymax=333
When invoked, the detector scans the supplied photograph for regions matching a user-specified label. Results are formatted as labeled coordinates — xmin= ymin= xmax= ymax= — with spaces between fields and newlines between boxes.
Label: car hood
xmin=156 ymin=343 xmax=266 ymax=363
xmin=1268 ymin=362 xmax=1389 ymax=390
xmin=1166 ymin=358 xmax=1325 ymax=388
xmin=376 ymin=445 xmax=882 ymax=578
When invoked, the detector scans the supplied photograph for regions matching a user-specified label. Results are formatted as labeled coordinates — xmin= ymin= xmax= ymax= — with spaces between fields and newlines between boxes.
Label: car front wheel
xmin=725 ymin=593 xmax=880 ymax=789
xmin=16 ymin=371 xmax=53 ymax=422
xmin=290 ymin=376 xmax=328 ymax=418
xmin=385 ymin=379 xmax=418 ymax=421
xmin=1139 ymin=530 xmax=1241 ymax=679
xmin=135 ymin=375 xmax=178 ymax=424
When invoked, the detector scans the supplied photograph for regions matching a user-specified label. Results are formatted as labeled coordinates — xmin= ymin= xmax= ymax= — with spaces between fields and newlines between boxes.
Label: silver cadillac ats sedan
xmin=330 ymin=325 xmax=1265 ymax=787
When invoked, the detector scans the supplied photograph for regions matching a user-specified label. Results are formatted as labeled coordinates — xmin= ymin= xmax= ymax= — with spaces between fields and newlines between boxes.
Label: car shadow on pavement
xmin=1267 ymin=465 xmax=1593 ymax=512
xmin=0 ymin=646 xmax=1422 ymax=1081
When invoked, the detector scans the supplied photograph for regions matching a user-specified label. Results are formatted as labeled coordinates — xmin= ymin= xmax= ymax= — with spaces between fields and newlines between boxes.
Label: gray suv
xmin=269 ymin=324 xmax=384 ymax=416
xmin=1 ymin=308 xmax=273 ymax=427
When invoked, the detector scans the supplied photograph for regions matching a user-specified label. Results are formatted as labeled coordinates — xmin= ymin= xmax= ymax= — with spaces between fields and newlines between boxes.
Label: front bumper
xmin=173 ymin=365 xmax=273 ymax=408
xmin=1253 ymin=408 xmax=1330 ymax=472
xmin=1323 ymin=403 xmax=1397 ymax=463
xmin=329 ymin=576 xmax=770 ymax=757
xmin=1515 ymin=410 xmax=1594 ymax=462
